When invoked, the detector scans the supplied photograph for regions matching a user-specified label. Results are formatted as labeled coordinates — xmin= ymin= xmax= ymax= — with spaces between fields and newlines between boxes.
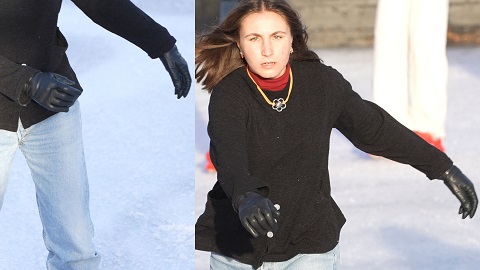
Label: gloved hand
xmin=159 ymin=45 xmax=191 ymax=99
xmin=235 ymin=191 xmax=280 ymax=238
xmin=24 ymin=72 xmax=82 ymax=112
xmin=438 ymin=165 xmax=478 ymax=219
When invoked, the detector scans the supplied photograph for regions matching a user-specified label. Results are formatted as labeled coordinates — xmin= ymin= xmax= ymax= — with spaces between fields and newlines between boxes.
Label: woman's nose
xmin=262 ymin=40 xmax=273 ymax=57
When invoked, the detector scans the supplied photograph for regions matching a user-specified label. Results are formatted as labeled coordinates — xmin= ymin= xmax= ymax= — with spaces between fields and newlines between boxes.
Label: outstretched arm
xmin=330 ymin=66 xmax=476 ymax=218
xmin=71 ymin=0 xmax=191 ymax=97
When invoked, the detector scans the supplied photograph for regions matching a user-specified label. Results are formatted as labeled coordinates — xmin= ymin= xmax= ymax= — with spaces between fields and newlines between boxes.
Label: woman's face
xmin=237 ymin=11 xmax=293 ymax=79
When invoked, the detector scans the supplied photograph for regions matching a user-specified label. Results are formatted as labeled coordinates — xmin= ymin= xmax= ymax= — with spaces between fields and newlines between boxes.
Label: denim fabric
xmin=0 ymin=102 xmax=100 ymax=270
xmin=210 ymin=244 xmax=340 ymax=270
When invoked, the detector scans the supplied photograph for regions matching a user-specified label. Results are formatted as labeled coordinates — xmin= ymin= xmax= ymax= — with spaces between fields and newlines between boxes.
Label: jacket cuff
xmin=16 ymin=68 xmax=38 ymax=106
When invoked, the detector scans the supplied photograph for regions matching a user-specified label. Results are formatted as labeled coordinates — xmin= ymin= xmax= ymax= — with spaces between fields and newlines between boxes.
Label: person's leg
xmin=373 ymin=0 xmax=412 ymax=127
xmin=408 ymin=0 xmax=449 ymax=141
xmin=210 ymin=252 xmax=255 ymax=270
xmin=210 ymin=244 xmax=340 ymax=270
xmin=0 ymin=128 xmax=19 ymax=208
xmin=270 ymin=244 xmax=340 ymax=270
xmin=19 ymin=102 xmax=100 ymax=270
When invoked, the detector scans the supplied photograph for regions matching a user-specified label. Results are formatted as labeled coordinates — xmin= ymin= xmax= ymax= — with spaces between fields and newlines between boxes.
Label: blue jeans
xmin=210 ymin=244 xmax=340 ymax=270
xmin=0 ymin=102 xmax=100 ymax=270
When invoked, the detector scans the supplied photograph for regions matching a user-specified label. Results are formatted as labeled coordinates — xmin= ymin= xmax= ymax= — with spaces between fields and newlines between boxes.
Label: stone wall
xmin=289 ymin=0 xmax=377 ymax=47
xmin=290 ymin=0 xmax=480 ymax=48
xmin=195 ymin=0 xmax=480 ymax=48
xmin=447 ymin=0 xmax=480 ymax=45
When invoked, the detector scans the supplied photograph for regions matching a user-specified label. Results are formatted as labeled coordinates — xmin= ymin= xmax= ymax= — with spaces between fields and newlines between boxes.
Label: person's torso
xmin=223 ymin=62 xmax=342 ymax=191
xmin=0 ymin=0 xmax=63 ymax=69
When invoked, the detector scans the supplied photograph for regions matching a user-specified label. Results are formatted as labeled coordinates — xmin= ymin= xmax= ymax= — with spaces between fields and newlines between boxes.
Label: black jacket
xmin=0 ymin=0 xmax=176 ymax=131
xmin=195 ymin=61 xmax=453 ymax=268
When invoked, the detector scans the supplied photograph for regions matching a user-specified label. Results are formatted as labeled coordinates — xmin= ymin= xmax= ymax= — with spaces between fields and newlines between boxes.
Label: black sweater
xmin=0 ymin=0 xmax=176 ymax=131
xmin=195 ymin=61 xmax=453 ymax=268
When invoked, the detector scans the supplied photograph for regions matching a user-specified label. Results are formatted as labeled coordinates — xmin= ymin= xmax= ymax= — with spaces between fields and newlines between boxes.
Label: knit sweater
xmin=0 ymin=0 xmax=175 ymax=131
xmin=195 ymin=60 xmax=453 ymax=268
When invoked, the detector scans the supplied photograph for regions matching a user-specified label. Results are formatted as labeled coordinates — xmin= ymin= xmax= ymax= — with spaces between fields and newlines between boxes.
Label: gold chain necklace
xmin=246 ymin=67 xmax=293 ymax=112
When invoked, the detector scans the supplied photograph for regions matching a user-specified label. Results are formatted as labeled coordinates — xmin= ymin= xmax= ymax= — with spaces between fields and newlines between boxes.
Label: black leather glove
xmin=235 ymin=191 xmax=280 ymax=238
xmin=159 ymin=45 xmax=191 ymax=99
xmin=438 ymin=165 xmax=478 ymax=219
xmin=24 ymin=72 xmax=82 ymax=112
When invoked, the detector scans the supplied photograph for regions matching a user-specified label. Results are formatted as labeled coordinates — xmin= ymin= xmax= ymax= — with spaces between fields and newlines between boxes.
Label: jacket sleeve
xmin=207 ymin=81 xmax=269 ymax=204
xmin=0 ymin=54 xmax=38 ymax=105
xmin=331 ymin=68 xmax=453 ymax=180
xmin=71 ymin=0 xmax=176 ymax=58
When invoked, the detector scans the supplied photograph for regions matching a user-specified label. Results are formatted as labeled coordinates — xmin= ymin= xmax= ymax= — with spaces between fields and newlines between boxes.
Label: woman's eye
xmin=249 ymin=37 xmax=258 ymax=41
xmin=273 ymin=35 xmax=282 ymax=39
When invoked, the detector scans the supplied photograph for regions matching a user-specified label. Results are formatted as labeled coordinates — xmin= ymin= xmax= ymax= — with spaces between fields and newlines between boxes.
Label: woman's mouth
xmin=261 ymin=62 xmax=276 ymax=67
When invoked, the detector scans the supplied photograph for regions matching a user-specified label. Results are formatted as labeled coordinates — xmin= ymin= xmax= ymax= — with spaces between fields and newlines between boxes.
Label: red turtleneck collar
xmin=247 ymin=64 xmax=290 ymax=91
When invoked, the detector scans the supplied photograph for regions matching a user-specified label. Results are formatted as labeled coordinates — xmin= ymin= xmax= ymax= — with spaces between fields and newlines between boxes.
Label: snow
xmin=195 ymin=47 xmax=480 ymax=269
xmin=0 ymin=1 xmax=194 ymax=269
xmin=1 ymin=1 xmax=479 ymax=269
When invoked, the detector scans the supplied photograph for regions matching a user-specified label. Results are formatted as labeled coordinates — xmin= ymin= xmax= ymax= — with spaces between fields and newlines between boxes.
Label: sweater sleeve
xmin=71 ymin=0 xmax=176 ymax=58
xmin=208 ymin=80 xmax=269 ymax=204
xmin=331 ymin=69 xmax=452 ymax=179
xmin=0 ymin=54 xmax=38 ymax=104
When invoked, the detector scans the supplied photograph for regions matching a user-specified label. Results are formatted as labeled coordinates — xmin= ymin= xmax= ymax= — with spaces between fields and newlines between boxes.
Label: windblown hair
xmin=195 ymin=0 xmax=320 ymax=92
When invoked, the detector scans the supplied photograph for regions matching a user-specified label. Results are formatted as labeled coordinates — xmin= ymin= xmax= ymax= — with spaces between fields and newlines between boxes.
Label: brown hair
xmin=195 ymin=0 xmax=320 ymax=92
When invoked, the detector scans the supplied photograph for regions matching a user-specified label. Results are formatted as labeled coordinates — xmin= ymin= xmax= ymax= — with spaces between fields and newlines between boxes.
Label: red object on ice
xmin=414 ymin=131 xmax=445 ymax=152
xmin=205 ymin=152 xmax=216 ymax=173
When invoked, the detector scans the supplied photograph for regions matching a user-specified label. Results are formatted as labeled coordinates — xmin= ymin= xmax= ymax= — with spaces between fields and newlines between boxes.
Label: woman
xmin=195 ymin=0 xmax=477 ymax=269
